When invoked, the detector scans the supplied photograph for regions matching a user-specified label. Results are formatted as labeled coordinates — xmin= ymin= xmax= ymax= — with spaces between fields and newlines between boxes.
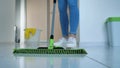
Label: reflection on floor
xmin=0 ymin=43 xmax=120 ymax=68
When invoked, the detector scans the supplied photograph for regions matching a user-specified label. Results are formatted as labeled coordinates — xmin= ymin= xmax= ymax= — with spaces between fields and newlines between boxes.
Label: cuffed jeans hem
xmin=62 ymin=34 xmax=69 ymax=37
xmin=69 ymin=32 xmax=77 ymax=35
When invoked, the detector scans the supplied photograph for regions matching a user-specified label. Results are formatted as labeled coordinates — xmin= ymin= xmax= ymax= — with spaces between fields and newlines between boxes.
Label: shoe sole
xmin=66 ymin=46 xmax=77 ymax=49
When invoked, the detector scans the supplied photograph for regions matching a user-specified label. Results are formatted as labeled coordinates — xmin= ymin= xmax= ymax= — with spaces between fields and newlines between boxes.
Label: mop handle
xmin=54 ymin=0 xmax=56 ymax=3
xmin=48 ymin=0 xmax=57 ymax=49
xmin=51 ymin=0 xmax=56 ymax=36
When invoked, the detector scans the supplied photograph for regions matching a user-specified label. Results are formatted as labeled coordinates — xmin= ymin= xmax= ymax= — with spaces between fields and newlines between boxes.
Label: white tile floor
xmin=0 ymin=43 xmax=120 ymax=68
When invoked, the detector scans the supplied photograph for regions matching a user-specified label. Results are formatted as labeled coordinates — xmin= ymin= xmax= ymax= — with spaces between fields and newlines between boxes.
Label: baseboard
xmin=80 ymin=42 xmax=108 ymax=46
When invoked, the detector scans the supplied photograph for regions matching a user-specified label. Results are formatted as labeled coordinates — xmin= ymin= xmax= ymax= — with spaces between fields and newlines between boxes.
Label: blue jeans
xmin=58 ymin=0 xmax=79 ymax=37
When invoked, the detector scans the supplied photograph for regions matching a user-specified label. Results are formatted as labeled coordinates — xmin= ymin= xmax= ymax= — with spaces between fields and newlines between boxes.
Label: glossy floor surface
xmin=0 ymin=43 xmax=120 ymax=68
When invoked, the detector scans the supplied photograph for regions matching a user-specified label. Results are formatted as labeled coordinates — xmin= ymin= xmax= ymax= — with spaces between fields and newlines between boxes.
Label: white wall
xmin=0 ymin=0 xmax=15 ymax=43
xmin=80 ymin=0 xmax=120 ymax=44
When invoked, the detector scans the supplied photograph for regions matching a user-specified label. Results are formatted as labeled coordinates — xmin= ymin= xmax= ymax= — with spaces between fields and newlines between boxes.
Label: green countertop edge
xmin=105 ymin=17 xmax=120 ymax=23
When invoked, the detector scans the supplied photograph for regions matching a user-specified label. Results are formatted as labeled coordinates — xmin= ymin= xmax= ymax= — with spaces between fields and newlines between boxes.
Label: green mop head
xmin=13 ymin=47 xmax=87 ymax=54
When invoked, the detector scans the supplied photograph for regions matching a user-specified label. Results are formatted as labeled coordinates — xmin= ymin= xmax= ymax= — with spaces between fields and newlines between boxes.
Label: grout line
xmin=86 ymin=56 xmax=111 ymax=68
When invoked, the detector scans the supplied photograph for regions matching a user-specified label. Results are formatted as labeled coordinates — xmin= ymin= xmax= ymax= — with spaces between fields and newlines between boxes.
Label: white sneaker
xmin=54 ymin=37 xmax=67 ymax=47
xmin=66 ymin=37 xmax=77 ymax=48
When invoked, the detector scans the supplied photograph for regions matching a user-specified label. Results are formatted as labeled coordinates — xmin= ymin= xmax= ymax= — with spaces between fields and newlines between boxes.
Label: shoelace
xmin=68 ymin=37 xmax=75 ymax=43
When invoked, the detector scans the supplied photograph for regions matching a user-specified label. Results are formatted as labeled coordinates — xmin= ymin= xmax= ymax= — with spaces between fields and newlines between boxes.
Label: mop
xmin=13 ymin=0 xmax=87 ymax=54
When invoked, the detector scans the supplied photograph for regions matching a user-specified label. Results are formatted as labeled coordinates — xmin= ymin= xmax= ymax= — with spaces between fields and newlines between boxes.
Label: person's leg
xmin=58 ymin=0 xmax=69 ymax=38
xmin=67 ymin=0 xmax=79 ymax=37
xmin=54 ymin=0 xmax=68 ymax=47
xmin=66 ymin=0 xmax=79 ymax=48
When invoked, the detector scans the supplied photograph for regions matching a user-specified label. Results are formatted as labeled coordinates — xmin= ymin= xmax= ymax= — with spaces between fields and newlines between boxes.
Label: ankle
xmin=63 ymin=36 xmax=68 ymax=40
xmin=69 ymin=34 xmax=76 ymax=38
